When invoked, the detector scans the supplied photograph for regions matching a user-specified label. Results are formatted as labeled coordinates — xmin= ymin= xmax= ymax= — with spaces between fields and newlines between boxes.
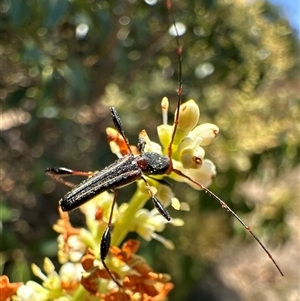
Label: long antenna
xmin=166 ymin=0 xmax=183 ymax=159
xmin=172 ymin=169 xmax=284 ymax=276
xmin=165 ymin=0 xmax=284 ymax=277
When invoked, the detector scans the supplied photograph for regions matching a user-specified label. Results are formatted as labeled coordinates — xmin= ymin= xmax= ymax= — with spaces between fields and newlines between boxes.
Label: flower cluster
xmin=152 ymin=97 xmax=218 ymax=190
xmin=3 ymin=99 xmax=218 ymax=301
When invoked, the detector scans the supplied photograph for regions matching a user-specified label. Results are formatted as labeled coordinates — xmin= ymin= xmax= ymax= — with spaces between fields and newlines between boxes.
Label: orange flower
xmin=0 ymin=275 xmax=22 ymax=301
xmin=80 ymin=240 xmax=173 ymax=300
xmin=106 ymin=127 xmax=139 ymax=157
xmin=53 ymin=207 xmax=80 ymax=248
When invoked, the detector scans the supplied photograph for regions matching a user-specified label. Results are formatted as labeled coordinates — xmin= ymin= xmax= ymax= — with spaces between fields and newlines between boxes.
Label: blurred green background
xmin=1 ymin=0 xmax=299 ymax=300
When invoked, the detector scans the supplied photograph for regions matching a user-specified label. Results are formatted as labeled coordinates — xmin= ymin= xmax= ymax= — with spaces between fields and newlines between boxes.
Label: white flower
xmin=157 ymin=97 xmax=218 ymax=190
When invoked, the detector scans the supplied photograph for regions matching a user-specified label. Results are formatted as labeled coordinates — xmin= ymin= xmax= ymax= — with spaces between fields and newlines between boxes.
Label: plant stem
xmin=111 ymin=187 xmax=149 ymax=246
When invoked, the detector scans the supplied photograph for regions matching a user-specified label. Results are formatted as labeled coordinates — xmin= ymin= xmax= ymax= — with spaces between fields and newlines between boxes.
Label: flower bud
xmin=161 ymin=97 xmax=169 ymax=125
xmin=175 ymin=99 xmax=200 ymax=132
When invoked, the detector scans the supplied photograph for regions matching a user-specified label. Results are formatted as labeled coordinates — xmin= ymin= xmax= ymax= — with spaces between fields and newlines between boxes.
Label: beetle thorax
xmin=136 ymin=152 xmax=170 ymax=175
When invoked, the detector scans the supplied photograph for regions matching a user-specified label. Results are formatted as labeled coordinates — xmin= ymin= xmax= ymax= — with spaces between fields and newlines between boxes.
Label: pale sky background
xmin=268 ymin=0 xmax=300 ymax=37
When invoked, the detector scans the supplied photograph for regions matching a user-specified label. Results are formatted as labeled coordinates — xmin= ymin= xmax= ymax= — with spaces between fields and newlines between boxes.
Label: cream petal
xmin=179 ymin=202 xmax=190 ymax=211
xmin=170 ymin=218 xmax=185 ymax=226
xmin=151 ymin=233 xmax=175 ymax=250
xmin=177 ymin=136 xmax=202 ymax=153
xmin=157 ymin=124 xmax=173 ymax=148
xmin=171 ymin=159 xmax=216 ymax=189
xmin=139 ymin=130 xmax=163 ymax=154
xmin=184 ymin=159 xmax=216 ymax=188
xmin=17 ymin=285 xmax=36 ymax=301
xmin=137 ymin=224 xmax=155 ymax=241
xmin=180 ymin=145 xmax=205 ymax=169
xmin=171 ymin=197 xmax=181 ymax=210
xmin=191 ymin=123 xmax=219 ymax=146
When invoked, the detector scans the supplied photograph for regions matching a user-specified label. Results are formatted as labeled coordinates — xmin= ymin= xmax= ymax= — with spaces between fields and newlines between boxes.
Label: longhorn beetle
xmin=46 ymin=0 xmax=284 ymax=287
